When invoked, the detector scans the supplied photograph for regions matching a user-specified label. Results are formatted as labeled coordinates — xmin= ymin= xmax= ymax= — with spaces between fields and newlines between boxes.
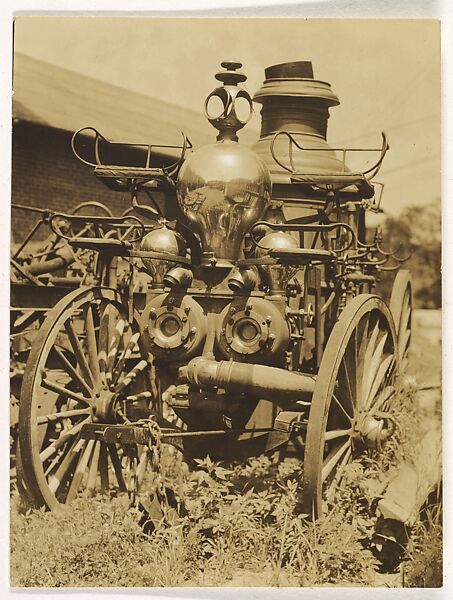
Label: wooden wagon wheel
xmin=302 ymin=295 xmax=398 ymax=518
xmin=389 ymin=269 xmax=412 ymax=371
xmin=18 ymin=286 xmax=153 ymax=510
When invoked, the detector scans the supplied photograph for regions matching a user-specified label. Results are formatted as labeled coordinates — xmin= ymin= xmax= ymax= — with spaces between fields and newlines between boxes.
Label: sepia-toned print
xmin=10 ymin=18 xmax=441 ymax=588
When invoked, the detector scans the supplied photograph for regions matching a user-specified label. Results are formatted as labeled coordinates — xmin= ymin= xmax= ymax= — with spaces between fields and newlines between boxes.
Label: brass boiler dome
xmin=176 ymin=61 xmax=272 ymax=263
xmin=252 ymin=61 xmax=345 ymax=185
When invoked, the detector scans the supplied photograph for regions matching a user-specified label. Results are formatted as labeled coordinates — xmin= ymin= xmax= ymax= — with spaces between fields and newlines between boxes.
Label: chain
xmin=118 ymin=415 xmax=168 ymax=513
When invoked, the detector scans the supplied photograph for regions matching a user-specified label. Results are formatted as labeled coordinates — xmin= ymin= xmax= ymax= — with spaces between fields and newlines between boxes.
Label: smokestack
xmin=252 ymin=61 xmax=346 ymax=187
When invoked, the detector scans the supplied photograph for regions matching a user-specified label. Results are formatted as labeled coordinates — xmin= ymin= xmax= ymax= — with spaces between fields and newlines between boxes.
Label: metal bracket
xmin=273 ymin=411 xmax=308 ymax=433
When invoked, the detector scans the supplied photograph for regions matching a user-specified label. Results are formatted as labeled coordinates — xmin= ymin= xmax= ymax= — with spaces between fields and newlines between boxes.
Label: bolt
xmin=166 ymin=305 xmax=173 ymax=312
xmin=182 ymin=316 xmax=188 ymax=323
xmin=180 ymin=334 xmax=188 ymax=342
xmin=228 ymin=318 xmax=234 ymax=325
xmin=149 ymin=332 xmax=155 ymax=340
xmin=184 ymin=306 xmax=191 ymax=314
xmin=149 ymin=308 xmax=157 ymax=320
xmin=268 ymin=334 xmax=275 ymax=345
xmin=230 ymin=307 xmax=236 ymax=315
xmin=220 ymin=327 xmax=225 ymax=335
xmin=265 ymin=315 xmax=272 ymax=324
xmin=190 ymin=327 xmax=197 ymax=335
xmin=246 ymin=302 xmax=253 ymax=311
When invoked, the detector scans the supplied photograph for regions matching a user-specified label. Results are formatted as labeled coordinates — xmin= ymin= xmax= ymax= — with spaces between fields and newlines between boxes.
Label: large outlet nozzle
xmin=179 ymin=357 xmax=315 ymax=402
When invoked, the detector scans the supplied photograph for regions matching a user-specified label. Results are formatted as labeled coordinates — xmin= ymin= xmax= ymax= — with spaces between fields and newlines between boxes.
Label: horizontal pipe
xmin=179 ymin=357 xmax=315 ymax=402
xmin=27 ymin=245 xmax=75 ymax=276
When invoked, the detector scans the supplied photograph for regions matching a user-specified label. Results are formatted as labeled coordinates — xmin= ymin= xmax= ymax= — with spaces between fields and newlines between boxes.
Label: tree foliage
xmin=378 ymin=200 xmax=441 ymax=309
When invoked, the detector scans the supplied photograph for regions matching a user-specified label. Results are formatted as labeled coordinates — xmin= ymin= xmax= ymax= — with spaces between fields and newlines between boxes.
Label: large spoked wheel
xmin=302 ymin=295 xmax=398 ymax=518
xmin=18 ymin=286 xmax=152 ymax=510
xmin=389 ymin=269 xmax=412 ymax=371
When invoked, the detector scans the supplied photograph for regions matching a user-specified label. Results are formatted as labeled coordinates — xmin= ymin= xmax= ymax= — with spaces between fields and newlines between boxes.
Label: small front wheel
xmin=18 ymin=286 xmax=153 ymax=510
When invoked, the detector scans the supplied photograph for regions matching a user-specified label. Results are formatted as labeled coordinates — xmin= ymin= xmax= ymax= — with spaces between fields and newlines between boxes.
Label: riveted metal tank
xmin=252 ymin=61 xmax=346 ymax=187
xmin=176 ymin=61 xmax=272 ymax=263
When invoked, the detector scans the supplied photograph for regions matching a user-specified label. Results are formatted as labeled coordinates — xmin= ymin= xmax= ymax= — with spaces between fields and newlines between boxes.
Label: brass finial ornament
xmin=204 ymin=60 xmax=253 ymax=142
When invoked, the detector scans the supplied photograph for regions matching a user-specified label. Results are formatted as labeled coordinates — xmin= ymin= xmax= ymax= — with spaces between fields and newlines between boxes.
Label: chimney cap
xmin=265 ymin=61 xmax=314 ymax=80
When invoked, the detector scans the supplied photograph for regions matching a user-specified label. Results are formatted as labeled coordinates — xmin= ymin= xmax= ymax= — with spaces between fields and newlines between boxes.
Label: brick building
xmin=12 ymin=53 xmax=258 ymax=242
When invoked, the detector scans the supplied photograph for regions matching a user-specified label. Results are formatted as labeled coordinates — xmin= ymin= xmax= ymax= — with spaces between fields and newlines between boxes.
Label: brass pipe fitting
xmin=227 ymin=266 xmax=259 ymax=292
xmin=163 ymin=266 xmax=193 ymax=289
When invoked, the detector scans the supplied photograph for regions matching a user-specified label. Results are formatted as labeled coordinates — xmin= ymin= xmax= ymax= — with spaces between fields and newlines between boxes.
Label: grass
xmin=403 ymin=497 xmax=443 ymax=587
xmin=10 ymin=452 xmax=380 ymax=587
xmin=9 ymin=376 xmax=442 ymax=588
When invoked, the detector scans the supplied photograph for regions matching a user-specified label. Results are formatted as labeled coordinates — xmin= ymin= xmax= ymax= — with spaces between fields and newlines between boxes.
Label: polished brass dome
xmin=176 ymin=142 xmax=271 ymax=262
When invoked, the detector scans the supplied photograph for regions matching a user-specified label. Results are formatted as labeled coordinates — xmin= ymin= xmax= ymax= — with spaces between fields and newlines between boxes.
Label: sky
xmin=12 ymin=17 xmax=440 ymax=217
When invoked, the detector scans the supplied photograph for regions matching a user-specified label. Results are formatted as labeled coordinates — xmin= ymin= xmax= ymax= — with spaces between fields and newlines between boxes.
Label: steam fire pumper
xmin=18 ymin=61 xmax=412 ymax=517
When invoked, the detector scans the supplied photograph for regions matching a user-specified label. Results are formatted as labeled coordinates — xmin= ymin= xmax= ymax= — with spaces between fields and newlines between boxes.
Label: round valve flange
xmin=216 ymin=297 xmax=290 ymax=363
xmin=140 ymin=294 xmax=206 ymax=361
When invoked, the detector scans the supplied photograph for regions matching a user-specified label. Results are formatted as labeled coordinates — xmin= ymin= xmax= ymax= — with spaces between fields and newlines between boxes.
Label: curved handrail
xmin=269 ymin=130 xmax=389 ymax=181
xmin=71 ymin=126 xmax=192 ymax=177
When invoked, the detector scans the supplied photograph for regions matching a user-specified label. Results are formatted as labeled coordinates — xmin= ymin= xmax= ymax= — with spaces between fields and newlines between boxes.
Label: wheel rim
xmin=302 ymin=295 xmax=398 ymax=517
xmin=389 ymin=270 xmax=412 ymax=370
xmin=19 ymin=286 xmax=152 ymax=509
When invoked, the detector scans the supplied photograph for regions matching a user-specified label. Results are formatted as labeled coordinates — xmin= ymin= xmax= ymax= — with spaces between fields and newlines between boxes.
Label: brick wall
xmin=11 ymin=122 xmax=136 ymax=243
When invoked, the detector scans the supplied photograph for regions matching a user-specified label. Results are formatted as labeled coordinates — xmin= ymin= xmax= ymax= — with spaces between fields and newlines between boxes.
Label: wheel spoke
xmin=84 ymin=304 xmax=102 ymax=386
xmin=112 ymin=332 xmax=140 ymax=386
xmin=329 ymin=446 xmax=353 ymax=491
xmin=369 ymin=384 xmax=395 ymax=415
xmin=115 ymin=360 xmax=148 ymax=394
xmin=44 ymin=447 xmax=69 ymax=478
xmin=363 ymin=333 xmax=388 ymax=406
xmin=64 ymin=319 xmax=95 ymax=389
xmin=41 ymin=376 xmax=93 ymax=406
xmin=331 ymin=393 xmax=353 ymax=422
xmin=86 ymin=440 xmax=101 ymax=495
xmin=362 ymin=320 xmax=380 ymax=379
xmin=123 ymin=391 xmax=153 ymax=404
xmin=356 ymin=315 xmax=369 ymax=406
xmin=400 ymin=292 xmax=411 ymax=323
xmin=53 ymin=346 xmax=93 ymax=397
xmin=48 ymin=439 xmax=85 ymax=493
xmin=98 ymin=305 xmax=112 ymax=383
xmin=322 ymin=439 xmax=351 ymax=483
xmin=39 ymin=417 xmax=90 ymax=462
xmin=37 ymin=408 xmax=91 ymax=425
xmin=338 ymin=333 xmax=357 ymax=416
xmin=66 ymin=439 xmax=95 ymax=503
xmin=399 ymin=328 xmax=411 ymax=361
xmin=324 ymin=428 xmax=352 ymax=441
xmin=365 ymin=354 xmax=395 ymax=408
xmin=99 ymin=443 xmax=110 ymax=490
xmin=106 ymin=319 xmax=126 ymax=384
xmin=107 ymin=444 xmax=127 ymax=491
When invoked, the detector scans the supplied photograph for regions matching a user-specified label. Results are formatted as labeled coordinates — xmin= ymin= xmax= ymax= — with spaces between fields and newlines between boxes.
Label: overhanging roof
xmin=12 ymin=53 xmax=259 ymax=157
